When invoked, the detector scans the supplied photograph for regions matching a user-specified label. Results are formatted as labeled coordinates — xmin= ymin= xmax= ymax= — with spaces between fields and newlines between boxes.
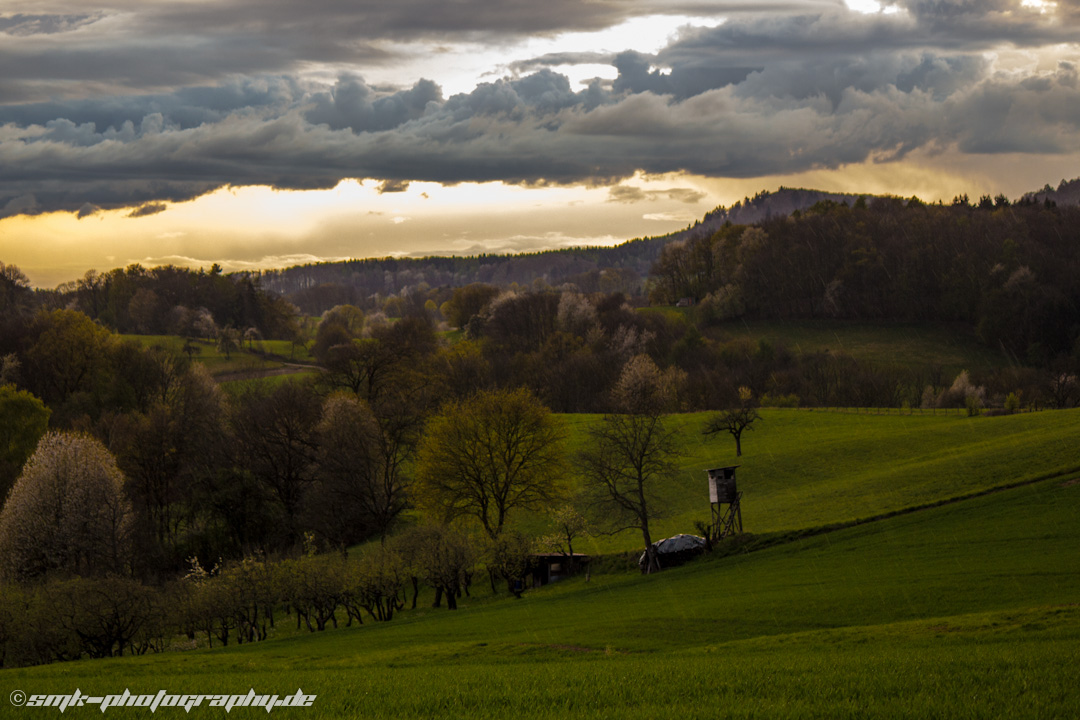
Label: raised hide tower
xmin=707 ymin=465 xmax=743 ymax=542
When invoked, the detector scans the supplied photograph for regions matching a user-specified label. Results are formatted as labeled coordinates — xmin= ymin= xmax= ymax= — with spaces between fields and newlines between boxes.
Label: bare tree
xmin=41 ymin=577 xmax=157 ymax=658
xmin=703 ymin=386 xmax=761 ymax=457
xmin=217 ymin=327 xmax=240 ymax=359
xmin=483 ymin=530 xmax=534 ymax=598
xmin=344 ymin=545 xmax=408 ymax=622
xmin=580 ymin=356 xmax=681 ymax=574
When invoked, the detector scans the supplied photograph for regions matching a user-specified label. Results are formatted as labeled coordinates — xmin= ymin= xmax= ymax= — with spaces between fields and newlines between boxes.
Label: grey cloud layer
xmin=1 ymin=0 xmax=1078 ymax=216
xmin=0 ymin=0 xmax=831 ymax=100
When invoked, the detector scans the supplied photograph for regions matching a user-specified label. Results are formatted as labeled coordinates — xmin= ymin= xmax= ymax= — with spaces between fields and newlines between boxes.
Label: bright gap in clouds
xmin=1021 ymin=0 xmax=1055 ymax=12
xmin=367 ymin=14 xmax=724 ymax=96
xmin=517 ymin=14 xmax=724 ymax=87
xmin=845 ymin=1 xmax=899 ymax=13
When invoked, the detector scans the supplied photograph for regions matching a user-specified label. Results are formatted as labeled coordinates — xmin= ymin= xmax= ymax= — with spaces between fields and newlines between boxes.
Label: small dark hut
xmin=526 ymin=553 xmax=590 ymax=588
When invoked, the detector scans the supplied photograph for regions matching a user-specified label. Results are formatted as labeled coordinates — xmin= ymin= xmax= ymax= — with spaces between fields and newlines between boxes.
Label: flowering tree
xmin=0 ymin=432 xmax=132 ymax=582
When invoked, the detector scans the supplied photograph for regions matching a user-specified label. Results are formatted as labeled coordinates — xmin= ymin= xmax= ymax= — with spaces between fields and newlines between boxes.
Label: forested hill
xmin=260 ymin=244 xmax=663 ymax=315
xmin=671 ymin=187 xmax=867 ymax=241
xmin=651 ymin=195 xmax=1080 ymax=363
xmin=260 ymin=187 xmax=872 ymax=313
xmin=1024 ymin=177 xmax=1080 ymax=207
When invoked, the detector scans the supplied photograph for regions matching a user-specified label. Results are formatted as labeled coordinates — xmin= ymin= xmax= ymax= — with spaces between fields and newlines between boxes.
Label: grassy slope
xmin=705 ymin=318 xmax=1005 ymax=374
xmin=121 ymin=335 xmax=314 ymax=380
xmin=556 ymin=408 xmax=1080 ymax=553
xmin=6 ymin=478 xmax=1079 ymax=718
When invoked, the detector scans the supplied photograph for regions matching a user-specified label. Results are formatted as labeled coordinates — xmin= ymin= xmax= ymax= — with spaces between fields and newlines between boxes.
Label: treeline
xmin=4 ymin=262 xmax=299 ymax=340
xmin=0 ymin=305 xmax=562 ymax=574
xmin=651 ymin=196 xmax=1080 ymax=364
xmin=0 ymin=317 xmax=434 ymax=571
xmin=409 ymin=282 xmax=1076 ymax=412
xmin=261 ymin=246 xmax=651 ymax=316
xmin=257 ymin=187 xmax=875 ymax=318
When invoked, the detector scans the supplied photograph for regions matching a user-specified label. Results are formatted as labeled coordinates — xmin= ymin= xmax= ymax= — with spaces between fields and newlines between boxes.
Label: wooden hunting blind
xmin=707 ymin=466 xmax=743 ymax=541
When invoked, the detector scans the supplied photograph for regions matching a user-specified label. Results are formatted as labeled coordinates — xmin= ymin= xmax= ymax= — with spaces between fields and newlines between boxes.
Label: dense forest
xmin=652 ymin=194 xmax=1080 ymax=364
xmin=2 ymin=262 xmax=299 ymax=340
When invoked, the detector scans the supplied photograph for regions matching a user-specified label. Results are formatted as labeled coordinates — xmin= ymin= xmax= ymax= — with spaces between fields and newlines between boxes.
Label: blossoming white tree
xmin=0 ymin=431 xmax=132 ymax=582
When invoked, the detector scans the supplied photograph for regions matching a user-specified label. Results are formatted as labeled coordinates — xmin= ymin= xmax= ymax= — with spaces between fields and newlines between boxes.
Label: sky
xmin=1 ymin=0 xmax=1079 ymax=287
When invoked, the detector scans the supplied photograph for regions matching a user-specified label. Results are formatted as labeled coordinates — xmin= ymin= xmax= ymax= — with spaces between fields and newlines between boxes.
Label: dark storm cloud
xmin=127 ymin=202 xmax=168 ymax=218
xmin=76 ymin=202 xmax=101 ymax=219
xmin=306 ymin=77 xmax=443 ymax=133
xmin=0 ymin=12 xmax=102 ymax=35
xmin=0 ymin=37 xmax=391 ymax=103
xmin=0 ymin=0 xmax=839 ymax=101
xmin=116 ymin=0 xmax=838 ymax=45
xmin=613 ymin=50 xmax=759 ymax=99
xmin=656 ymin=3 xmax=1078 ymax=81
xmin=377 ymin=180 xmax=411 ymax=194
xmin=1 ymin=0 xmax=1077 ymax=217
xmin=885 ymin=0 xmax=1080 ymax=29
xmin=4 ymin=57 xmax=1080 ymax=216
xmin=1 ymin=77 xmax=304 ymax=132
xmin=510 ymin=52 xmax=617 ymax=74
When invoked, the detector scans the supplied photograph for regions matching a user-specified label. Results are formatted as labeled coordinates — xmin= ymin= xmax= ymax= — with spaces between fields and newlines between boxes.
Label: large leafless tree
xmin=580 ymin=355 xmax=682 ymax=574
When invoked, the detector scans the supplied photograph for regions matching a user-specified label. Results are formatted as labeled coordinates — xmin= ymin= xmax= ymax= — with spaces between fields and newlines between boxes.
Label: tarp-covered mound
xmin=638 ymin=534 xmax=707 ymax=571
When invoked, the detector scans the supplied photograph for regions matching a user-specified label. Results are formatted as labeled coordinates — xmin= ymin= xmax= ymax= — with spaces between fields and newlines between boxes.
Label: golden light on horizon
xmin=8 ymin=142 xmax=1079 ymax=289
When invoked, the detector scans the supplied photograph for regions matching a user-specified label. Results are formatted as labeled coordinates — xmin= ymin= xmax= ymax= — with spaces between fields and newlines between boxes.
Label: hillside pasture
xmin=120 ymin=334 xmax=315 ymax=383
xmin=555 ymin=408 xmax=1080 ymax=554
xmin=704 ymin=319 xmax=1005 ymax=374
xmin=5 ymin=477 xmax=1078 ymax=718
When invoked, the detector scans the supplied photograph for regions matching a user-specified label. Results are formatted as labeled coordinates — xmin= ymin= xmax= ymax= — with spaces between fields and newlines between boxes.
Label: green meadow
xmin=704 ymin=319 xmax=1005 ymax=374
xmin=120 ymin=335 xmax=315 ymax=381
xmin=4 ymin=409 xmax=1079 ymax=718
xmin=557 ymin=408 xmax=1080 ymax=552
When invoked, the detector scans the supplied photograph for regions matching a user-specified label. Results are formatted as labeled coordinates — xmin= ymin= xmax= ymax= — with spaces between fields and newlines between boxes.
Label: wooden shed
xmin=526 ymin=553 xmax=590 ymax=588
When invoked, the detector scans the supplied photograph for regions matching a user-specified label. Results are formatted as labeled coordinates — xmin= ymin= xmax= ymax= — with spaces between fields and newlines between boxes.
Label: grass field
xmin=552 ymin=408 xmax=1080 ymax=553
xmin=703 ymin=318 xmax=1005 ymax=374
xmin=5 ymin=476 xmax=1078 ymax=718
xmin=121 ymin=335 xmax=315 ymax=382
